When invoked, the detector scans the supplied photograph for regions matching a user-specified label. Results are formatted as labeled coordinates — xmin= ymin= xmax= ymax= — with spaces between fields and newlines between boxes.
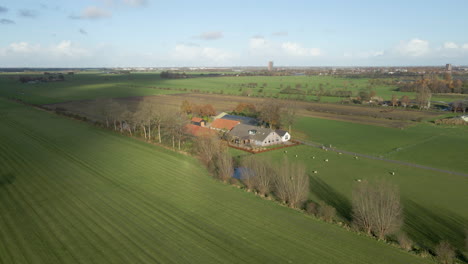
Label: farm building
xmin=185 ymin=124 xmax=216 ymax=137
xmin=275 ymin=130 xmax=291 ymax=142
xmin=228 ymin=124 xmax=282 ymax=147
xmin=220 ymin=114 xmax=258 ymax=126
xmin=210 ymin=119 xmax=240 ymax=131
xmin=191 ymin=117 xmax=206 ymax=127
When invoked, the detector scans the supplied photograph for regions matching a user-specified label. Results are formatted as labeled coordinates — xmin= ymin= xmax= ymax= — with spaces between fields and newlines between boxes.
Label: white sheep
xmin=390 ymin=172 xmax=395 ymax=176
xmin=324 ymin=159 xmax=329 ymax=162
xmin=338 ymin=152 xmax=342 ymax=155
xmin=313 ymin=170 xmax=318 ymax=174
xmin=356 ymin=179 xmax=362 ymax=182
xmin=284 ymin=150 xmax=288 ymax=154
xmin=312 ymin=156 xmax=315 ymax=159
xmin=354 ymin=156 xmax=359 ymax=160
xmin=295 ymin=154 xmax=298 ymax=158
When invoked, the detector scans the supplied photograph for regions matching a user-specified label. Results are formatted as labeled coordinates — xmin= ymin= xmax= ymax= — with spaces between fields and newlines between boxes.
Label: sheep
xmin=312 ymin=156 xmax=315 ymax=159
xmin=324 ymin=159 xmax=329 ymax=162
xmin=284 ymin=150 xmax=288 ymax=154
xmin=390 ymin=171 xmax=395 ymax=176
xmin=355 ymin=179 xmax=362 ymax=182
xmin=313 ymin=170 xmax=318 ymax=174
xmin=354 ymin=156 xmax=359 ymax=160
xmin=338 ymin=152 xmax=342 ymax=155
xmin=295 ymin=154 xmax=298 ymax=158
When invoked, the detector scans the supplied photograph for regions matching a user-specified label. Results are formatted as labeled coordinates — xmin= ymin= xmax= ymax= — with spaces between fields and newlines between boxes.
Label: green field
xmin=254 ymin=145 xmax=468 ymax=252
xmin=293 ymin=116 xmax=468 ymax=174
xmin=0 ymin=98 xmax=431 ymax=263
xmin=1 ymin=72 xmax=465 ymax=105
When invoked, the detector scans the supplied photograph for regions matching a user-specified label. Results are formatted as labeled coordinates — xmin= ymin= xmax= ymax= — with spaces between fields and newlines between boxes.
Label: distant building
xmin=446 ymin=64 xmax=452 ymax=72
xmin=191 ymin=117 xmax=205 ymax=127
xmin=268 ymin=61 xmax=274 ymax=71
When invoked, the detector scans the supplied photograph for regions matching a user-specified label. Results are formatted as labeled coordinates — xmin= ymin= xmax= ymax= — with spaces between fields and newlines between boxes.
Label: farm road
xmin=298 ymin=140 xmax=468 ymax=177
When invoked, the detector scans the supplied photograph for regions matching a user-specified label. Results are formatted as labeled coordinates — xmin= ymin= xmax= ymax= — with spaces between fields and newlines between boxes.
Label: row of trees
xmin=180 ymin=100 xmax=216 ymax=117
xmin=399 ymin=76 xmax=468 ymax=94
xmin=95 ymin=98 xmax=188 ymax=149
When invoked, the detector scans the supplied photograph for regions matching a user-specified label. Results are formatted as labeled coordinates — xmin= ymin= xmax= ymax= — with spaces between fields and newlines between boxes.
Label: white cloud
xmin=70 ymin=6 xmax=111 ymax=19
xmin=463 ymin=44 xmax=468 ymax=50
xmin=172 ymin=44 xmax=236 ymax=64
xmin=394 ymin=38 xmax=430 ymax=57
xmin=282 ymin=42 xmax=321 ymax=56
xmin=443 ymin=42 xmax=459 ymax=49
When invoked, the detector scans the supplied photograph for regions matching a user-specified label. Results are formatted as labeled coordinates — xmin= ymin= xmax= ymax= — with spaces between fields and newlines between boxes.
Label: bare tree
xmin=167 ymin=111 xmax=188 ymax=150
xmin=194 ymin=135 xmax=223 ymax=166
xmin=94 ymin=98 xmax=113 ymax=128
xmin=435 ymin=241 xmax=456 ymax=264
xmin=242 ymin=156 xmax=274 ymax=197
xmin=274 ymin=158 xmax=309 ymax=208
xmin=281 ymin=103 xmax=297 ymax=133
xmin=400 ymin=95 xmax=410 ymax=108
xmin=214 ymin=151 xmax=233 ymax=182
xmin=259 ymin=99 xmax=282 ymax=128
xmin=396 ymin=232 xmax=413 ymax=251
xmin=415 ymin=81 xmax=432 ymax=110
xmin=351 ymin=180 xmax=403 ymax=240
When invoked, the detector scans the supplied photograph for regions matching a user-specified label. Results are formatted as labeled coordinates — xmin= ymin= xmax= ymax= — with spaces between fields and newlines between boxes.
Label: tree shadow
xmin=309 ymin=176 xmax=352 ymax=222
xmin=0 ymin=173 xmax=16 ymax=186
xmin=403 ymin=199 xmax=467 ymax=259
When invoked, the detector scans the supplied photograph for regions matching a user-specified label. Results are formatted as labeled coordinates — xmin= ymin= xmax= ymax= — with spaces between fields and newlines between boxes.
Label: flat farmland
xmin=0 ymin=98 xmax=431 ymax=264
xmin=253 ymin=145 xmax=468 ymax=252
xmin=293 ymin=116 xmax=468 ymax=173
xmin=1 ymin=72 xmax=466 ymax=105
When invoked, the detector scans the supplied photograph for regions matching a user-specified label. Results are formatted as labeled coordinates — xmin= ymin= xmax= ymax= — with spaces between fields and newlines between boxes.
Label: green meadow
xmin=0 ymin=71 xmax=464 ymax=105
xmin=293 ymin=116 xmax=468 ymax=174
xmin=0 ymin=98 xmax=432 ymax=264
xmin=254 ymin=145 xmax=468 ymax=252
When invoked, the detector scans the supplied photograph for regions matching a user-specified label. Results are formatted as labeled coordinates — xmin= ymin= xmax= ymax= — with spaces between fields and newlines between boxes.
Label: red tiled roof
xmin=185 ymin=124 xmax=216 ymax=137
xmin=191 ymin=117 xmax=203 ymax=123
xmin=210 ymin=119 xmax=240 ymax=130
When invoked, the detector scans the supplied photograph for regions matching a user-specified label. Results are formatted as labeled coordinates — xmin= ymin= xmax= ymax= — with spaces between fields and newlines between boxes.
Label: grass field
xmin=0 ymin=98 xmax=431 ymax=264
xmin=253 ymin=145 xmax=468 ymax=252
xmin=1 ymin=72 xmax=465 ymax=105
xmin=293 ymin=116 xmax=468 ymax=173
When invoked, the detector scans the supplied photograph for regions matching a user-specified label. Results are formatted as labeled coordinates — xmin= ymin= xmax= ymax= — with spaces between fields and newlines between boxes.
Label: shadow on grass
xmin=403 ymin=199 xmax=467 ymax=258
xmin=0 ymin=173 xmax=16 ymax=186
xmin=309 ymin=176 xmax=352 ymax=222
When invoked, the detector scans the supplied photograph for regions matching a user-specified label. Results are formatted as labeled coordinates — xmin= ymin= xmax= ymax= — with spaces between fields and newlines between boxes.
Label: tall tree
xmin=352 ymin=180 xmax=403 ymax=240
xmin=259 ymin=99 xmax=282 ymax=128
xmin=415 ymin=81 xmax=432 ymax=110
xmin=281 ymin=103 xmax=297 ymax=133
xmin=274 ymin=158 xmax=309 ymax=208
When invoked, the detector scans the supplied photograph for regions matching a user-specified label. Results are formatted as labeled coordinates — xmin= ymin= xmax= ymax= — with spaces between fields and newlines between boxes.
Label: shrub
xmin=306 ymin=202 xmax=318 ymax=216
xmin=435 ymin=241 xmax=456 ymax=264
xmin=396 ymin=232 xmax=413 ymax=251
xmin=318 ymin=201 xmax=336 ymax=223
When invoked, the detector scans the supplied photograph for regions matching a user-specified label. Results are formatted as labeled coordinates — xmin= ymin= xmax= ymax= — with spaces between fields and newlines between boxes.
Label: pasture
xmin=0 ymin=98 xmax=430 ymax=264
xmin=0 ymin=71 xmax=465 ymax=105
xmin=293 ymin=116 xmax=468 ymax=173
xmin=253 ymin=145 xmax=468 ymax=252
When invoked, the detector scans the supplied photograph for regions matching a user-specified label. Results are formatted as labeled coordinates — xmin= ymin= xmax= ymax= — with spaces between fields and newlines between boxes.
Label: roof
xmin=220 ymin=115 xmax=258 ymax=126
xmin=185 ymin=124 xmax=216 ymax=137
xmin=191 ymin=117 xmax=204 ymax=123
xmin=210 ymin=119 xmax=240 ymax=130
xmin=229 ymin=124 xmax=276 ymax=142
xmin=276 ymin=129 xmax=289 ymax=137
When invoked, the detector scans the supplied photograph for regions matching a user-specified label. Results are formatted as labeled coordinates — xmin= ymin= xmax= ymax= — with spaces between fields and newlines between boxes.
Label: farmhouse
xmin=228 ymin=124 xmax=282 ymax=147
xmin=210 ymin=118 xmax=240 ymax=131
xmin=276 ymin=129 xmax=291 ymax=142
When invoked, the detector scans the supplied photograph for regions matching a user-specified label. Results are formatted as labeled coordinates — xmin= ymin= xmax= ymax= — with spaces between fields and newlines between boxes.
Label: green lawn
xmin=1 ymin=72 xmax=465 ymax=105
xmin=255 ymin=145 xmax=468 ymax=252
xmin=0 ymin=98 xmax=430 ymax=263
xmin=293 ymin=116 xmax=468 ymax=173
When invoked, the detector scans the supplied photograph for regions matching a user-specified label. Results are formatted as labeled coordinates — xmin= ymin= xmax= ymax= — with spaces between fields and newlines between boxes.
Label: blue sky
xmin=1 ymin=0 xmax=467 ymax=67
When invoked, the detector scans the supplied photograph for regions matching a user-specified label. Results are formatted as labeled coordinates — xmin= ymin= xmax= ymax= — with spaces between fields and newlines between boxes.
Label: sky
xmin=0 ymin=0 xmax=468 ymax=67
